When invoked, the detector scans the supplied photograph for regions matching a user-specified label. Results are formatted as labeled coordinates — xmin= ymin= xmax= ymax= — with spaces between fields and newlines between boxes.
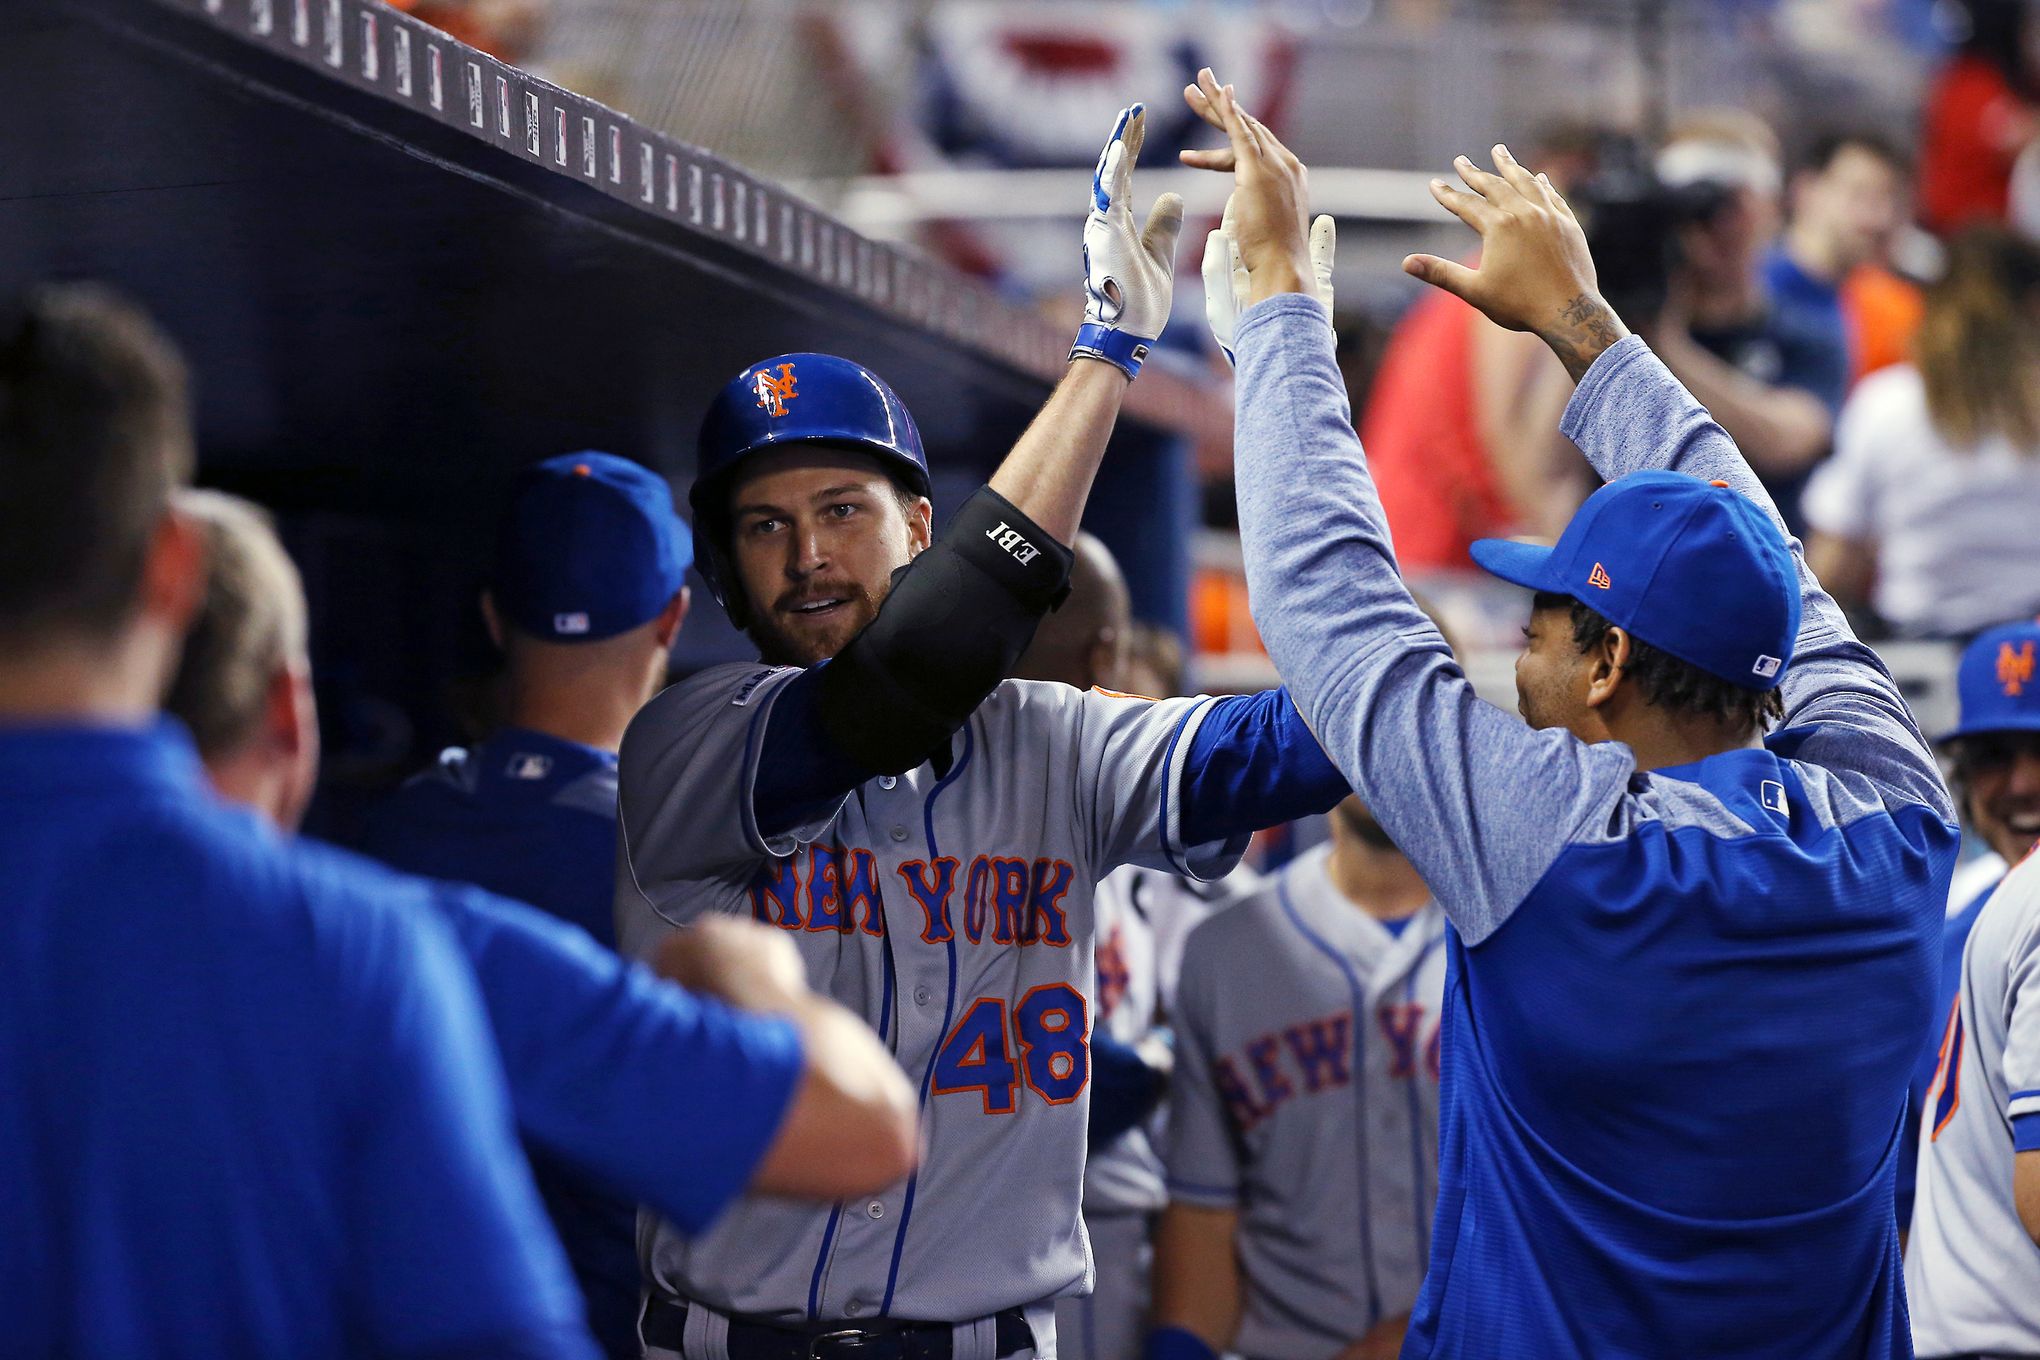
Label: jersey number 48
xmin=932 ymin=983 xmax=1089 ymax=1114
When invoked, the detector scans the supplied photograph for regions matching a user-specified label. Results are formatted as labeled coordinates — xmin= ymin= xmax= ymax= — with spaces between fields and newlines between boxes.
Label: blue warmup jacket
xmin=1234 ymin=303 xmax=1960 ymax=1360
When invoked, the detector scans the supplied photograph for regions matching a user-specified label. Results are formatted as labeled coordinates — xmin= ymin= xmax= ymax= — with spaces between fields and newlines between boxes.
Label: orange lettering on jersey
xmin=898 ymin=857 xmax=959 ymax=944
xmin=753 ymin=363 xmax=799 ymax=418
xmin=1587 ymin=562 xmax=1613 ymax=590
xmin=1999 ymin=640 xmax=2035 ymax=697
xmin=1026 ymin=859 xmax=1075 ymax=947
xmin=990 ymin=857 xmax=1031 ymax=945
xmin=749 ymin=857 xmax=803 ymax=930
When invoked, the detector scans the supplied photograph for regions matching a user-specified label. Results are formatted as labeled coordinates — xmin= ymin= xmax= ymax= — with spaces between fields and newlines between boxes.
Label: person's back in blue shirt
xmin=1232 ymin=297 xmax=1958 ymax=1357
xmin=364 ymin=728 xmax=621 ymax=944
xmin=0 ymin=721 xmax=596 ymax=1359
xmin=362 ymin=726 xmax=644 ymax=1357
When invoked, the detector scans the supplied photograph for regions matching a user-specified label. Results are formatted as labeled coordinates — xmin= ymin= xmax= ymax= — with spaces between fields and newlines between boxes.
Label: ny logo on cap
xmin=753 ymin=363 xmax=799 ymax=418
xmin=1587 ymin=562 xmax=1612 ymax=590
xmin=2000 ymin=640 xmax=2036 ymax=697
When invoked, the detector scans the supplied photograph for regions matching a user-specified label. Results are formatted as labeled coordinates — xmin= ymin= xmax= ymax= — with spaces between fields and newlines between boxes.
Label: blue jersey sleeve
xmin=328 ymin=877 xmax=596 ymax=1358
xmin=1179 ymin=688 xmax=1348 ymax=848
xmin=754 ymin=662 xmax=875 ymax=839
xmin=431 ymin=884 xmax=806 ymax=1233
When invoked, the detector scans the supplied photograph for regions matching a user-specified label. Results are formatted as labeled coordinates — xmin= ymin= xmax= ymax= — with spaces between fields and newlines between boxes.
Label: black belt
xmin=642 ymin=1299 xmax=1033 ymax=1360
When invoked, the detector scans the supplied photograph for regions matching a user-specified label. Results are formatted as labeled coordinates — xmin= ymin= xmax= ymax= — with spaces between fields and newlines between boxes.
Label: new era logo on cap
xmin=1587 ymin=562 xmax=1612 ymax=590
xmin=508 ymin=753 xmax=553 ymax=781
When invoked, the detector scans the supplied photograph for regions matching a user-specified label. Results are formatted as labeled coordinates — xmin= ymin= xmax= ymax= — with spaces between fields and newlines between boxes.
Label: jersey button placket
xmin=914 ymin=985 xmax=932 ymax=1006
xmin=866 ymin=1200 xmax=885 ymax=1220
xmin=878 ymin=775 xmax=898 ymax=790
xmin=889 ymin=825 xmax=908 ymax=842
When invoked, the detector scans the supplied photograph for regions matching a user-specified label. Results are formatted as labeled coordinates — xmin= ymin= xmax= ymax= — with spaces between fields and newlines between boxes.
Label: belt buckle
xmin=807 ymin=1327 xmax=877 ymax=1360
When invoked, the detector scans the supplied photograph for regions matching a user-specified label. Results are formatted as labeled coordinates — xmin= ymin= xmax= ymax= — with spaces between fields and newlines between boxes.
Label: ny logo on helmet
xmin=753 ymin=363 xmax=799 ymax=418
xmin=1999 ymin=640 xmax=2036 ymax=697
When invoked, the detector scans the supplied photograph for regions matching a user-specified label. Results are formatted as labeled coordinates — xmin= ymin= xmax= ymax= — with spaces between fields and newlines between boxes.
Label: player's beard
xmin=748 ymin=577 xmax=884 ymax=668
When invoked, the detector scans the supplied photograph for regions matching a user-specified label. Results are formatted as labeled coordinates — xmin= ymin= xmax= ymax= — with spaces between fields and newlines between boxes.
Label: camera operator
xmin=1604 ymin=115 xmax=1847 ymax=535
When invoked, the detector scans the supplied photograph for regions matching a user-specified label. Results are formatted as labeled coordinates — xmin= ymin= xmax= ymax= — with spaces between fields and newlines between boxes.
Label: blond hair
xmin=1918 ymin=226 xmax=2040 ymax=453
xmin=164 ymin=490 xmax=306 ymax=757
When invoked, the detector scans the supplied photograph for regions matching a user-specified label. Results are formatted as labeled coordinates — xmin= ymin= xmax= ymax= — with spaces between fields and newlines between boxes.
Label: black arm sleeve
xmin=817 ymin=486 xmax=1073 ymax=774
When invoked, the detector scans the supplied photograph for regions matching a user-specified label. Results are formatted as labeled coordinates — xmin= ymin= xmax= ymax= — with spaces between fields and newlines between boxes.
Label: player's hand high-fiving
xmin=1071 ymin=103 xmax=1184 ymax=379
xmin=1179 ymin=69 xmax=1317 ymax=306
xmin=1402 ymin=145 xmax=1631 ymax=381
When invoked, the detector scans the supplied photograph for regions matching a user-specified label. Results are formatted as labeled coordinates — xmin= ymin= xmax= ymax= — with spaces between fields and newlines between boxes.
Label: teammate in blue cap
xmin=174 ymin=489 xmax=920 ymax=1360
xmin=1895 ymin=616 xmax=2040 ymax=1231
xmin=1189 ymin=69 xmax=1958 ymax=1357
xmin=0 ymin=284 xmax=596 ymax=1357
xmin=360 ymin=451 xmax=699 ymax=1356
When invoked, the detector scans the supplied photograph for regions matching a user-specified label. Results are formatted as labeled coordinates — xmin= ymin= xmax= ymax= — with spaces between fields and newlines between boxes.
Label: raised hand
xmin=1204 ymin=192 xmax=1336 ymax=366
xmin=1072 ymin=103 xmax=1185 ymax=380
xmin=1179 ymin=68 xmax=1314 ymax=305
xmin=1402 ymin=145 xmax=1630 ymax=382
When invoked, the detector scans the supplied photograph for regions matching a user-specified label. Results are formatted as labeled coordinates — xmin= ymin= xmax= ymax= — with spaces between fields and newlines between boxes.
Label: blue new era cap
xmin=492 ymin=452 xmax=693 ymax=643
xmin=1471 ymin=470 xmax=1801 ymax=690
xmin=1941 ymin=618 xmax=2040 ymax=743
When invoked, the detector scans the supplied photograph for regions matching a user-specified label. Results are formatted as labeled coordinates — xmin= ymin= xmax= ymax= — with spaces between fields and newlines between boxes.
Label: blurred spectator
xmin=1769 ymin=132 xmax=1912 ymax=377
xmin=1840 ymin=259 xmax=1926 ymax=382
xmin=1647 ymin=112 xmax=1847 ymax=534
xmin=1919 ymin=0 xmax=2040 ymax=235
xmin=390 ymin=0 xmax=545 ymax=61
xmin=1804 ymin=227 xmax=2040 ymax=638
xmin=1364 ymin=133 xmax=1602 ymax=571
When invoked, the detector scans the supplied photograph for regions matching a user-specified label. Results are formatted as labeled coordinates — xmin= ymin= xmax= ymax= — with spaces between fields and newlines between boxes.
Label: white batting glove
xmin=1203 ymin=196 xmax=1336 ymax=366
xmin=1071 ymin=103 xmax=1185 ymax=379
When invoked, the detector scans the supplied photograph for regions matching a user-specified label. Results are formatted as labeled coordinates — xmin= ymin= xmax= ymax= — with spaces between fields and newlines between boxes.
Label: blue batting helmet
xmin=690 ymin=352 xmax=931 ymax=622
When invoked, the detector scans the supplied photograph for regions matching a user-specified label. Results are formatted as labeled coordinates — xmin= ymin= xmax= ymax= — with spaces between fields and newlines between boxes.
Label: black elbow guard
xmin=818 ymin=488 xmax=1074 ymax=774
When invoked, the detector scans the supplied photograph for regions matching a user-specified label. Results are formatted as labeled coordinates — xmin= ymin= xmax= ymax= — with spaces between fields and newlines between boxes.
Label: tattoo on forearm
xmin=1544 ymin=294 xmax=1627 ymax=384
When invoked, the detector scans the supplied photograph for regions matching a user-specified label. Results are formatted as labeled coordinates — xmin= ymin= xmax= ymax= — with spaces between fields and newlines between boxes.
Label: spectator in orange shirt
xmin=1919 ymin=0 xmax=2040 ymax=235
xmin=1362 ymin=134 xmax=1602 ymax=572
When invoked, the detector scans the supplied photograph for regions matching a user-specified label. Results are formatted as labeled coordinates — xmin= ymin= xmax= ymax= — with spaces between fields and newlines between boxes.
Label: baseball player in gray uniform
xmin=1151 ymin=796 xmax=1445 ymax=1360
xmin=615 ymin=105 xmax=1349 ymax=1360
xmin=1906 ymin=844 xmax=2040 ymax=1356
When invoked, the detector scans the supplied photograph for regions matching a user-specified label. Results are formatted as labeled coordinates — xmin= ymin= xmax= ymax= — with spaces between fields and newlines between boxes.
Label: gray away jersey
xmin=1906 ymin=849 xmax=2040 ymax=1356
xmin=1166 ymin=845 xmax=1447 ymax=1360
xmin=1083 ymin=864 xmax=1251 ymax=1216
xmin=615 ymin=665 xmax=1248 ymax=1327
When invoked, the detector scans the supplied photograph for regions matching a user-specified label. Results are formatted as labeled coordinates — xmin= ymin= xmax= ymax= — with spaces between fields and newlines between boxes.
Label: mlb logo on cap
xmin=1470 ymin=470 xmax=1801 ymax=690
xmin=493 ymin=451 xmax=693 ymax=644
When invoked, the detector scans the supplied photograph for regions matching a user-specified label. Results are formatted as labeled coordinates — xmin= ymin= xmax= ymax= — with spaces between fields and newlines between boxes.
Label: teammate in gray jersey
xmin=1012 ymin=535 xmax=1251 ymax=1360
xmin=1906 ymin=846 xmax=2040 ymax=1356
xmin=1151 ymin=796 xmax=1444 ymax=1360
xmin=616 ymin=106 xmax=1349 ymax=1360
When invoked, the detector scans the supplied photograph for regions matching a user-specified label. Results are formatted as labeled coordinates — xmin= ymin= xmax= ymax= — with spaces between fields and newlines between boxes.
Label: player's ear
xmin=479 ymin=590 xmax=505 ymax=651
xmin=141 ymin=505 xmax=208 ymax=636
xmin=906 ymin=496 xmax=933 ymax=558
xmin=655 ymin=586 xmax=690 ymax=648
xmin=1583 ymin=624 xmax=1631 ymax=710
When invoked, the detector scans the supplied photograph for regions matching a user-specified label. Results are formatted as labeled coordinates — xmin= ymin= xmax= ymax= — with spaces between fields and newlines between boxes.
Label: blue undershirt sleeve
xmin=1178 ymin=688 xmax=1350 ymax=848
xmin=754 ymin=663 xmax=876 ymax=839
xmin=1088 ymin=1031 xmax=1168 ymax=1149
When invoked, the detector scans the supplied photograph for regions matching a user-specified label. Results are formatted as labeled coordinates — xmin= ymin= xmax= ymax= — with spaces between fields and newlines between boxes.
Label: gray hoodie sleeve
xmin=1231 ymin=296 xmax=1634 ymax=944
xmin=1559 ymin=336 xmax=1953 ymax=822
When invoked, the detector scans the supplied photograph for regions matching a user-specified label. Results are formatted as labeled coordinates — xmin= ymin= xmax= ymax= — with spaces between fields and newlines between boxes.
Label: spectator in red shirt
xmin=1920 ymin=0 xmax=2040 ymax=234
